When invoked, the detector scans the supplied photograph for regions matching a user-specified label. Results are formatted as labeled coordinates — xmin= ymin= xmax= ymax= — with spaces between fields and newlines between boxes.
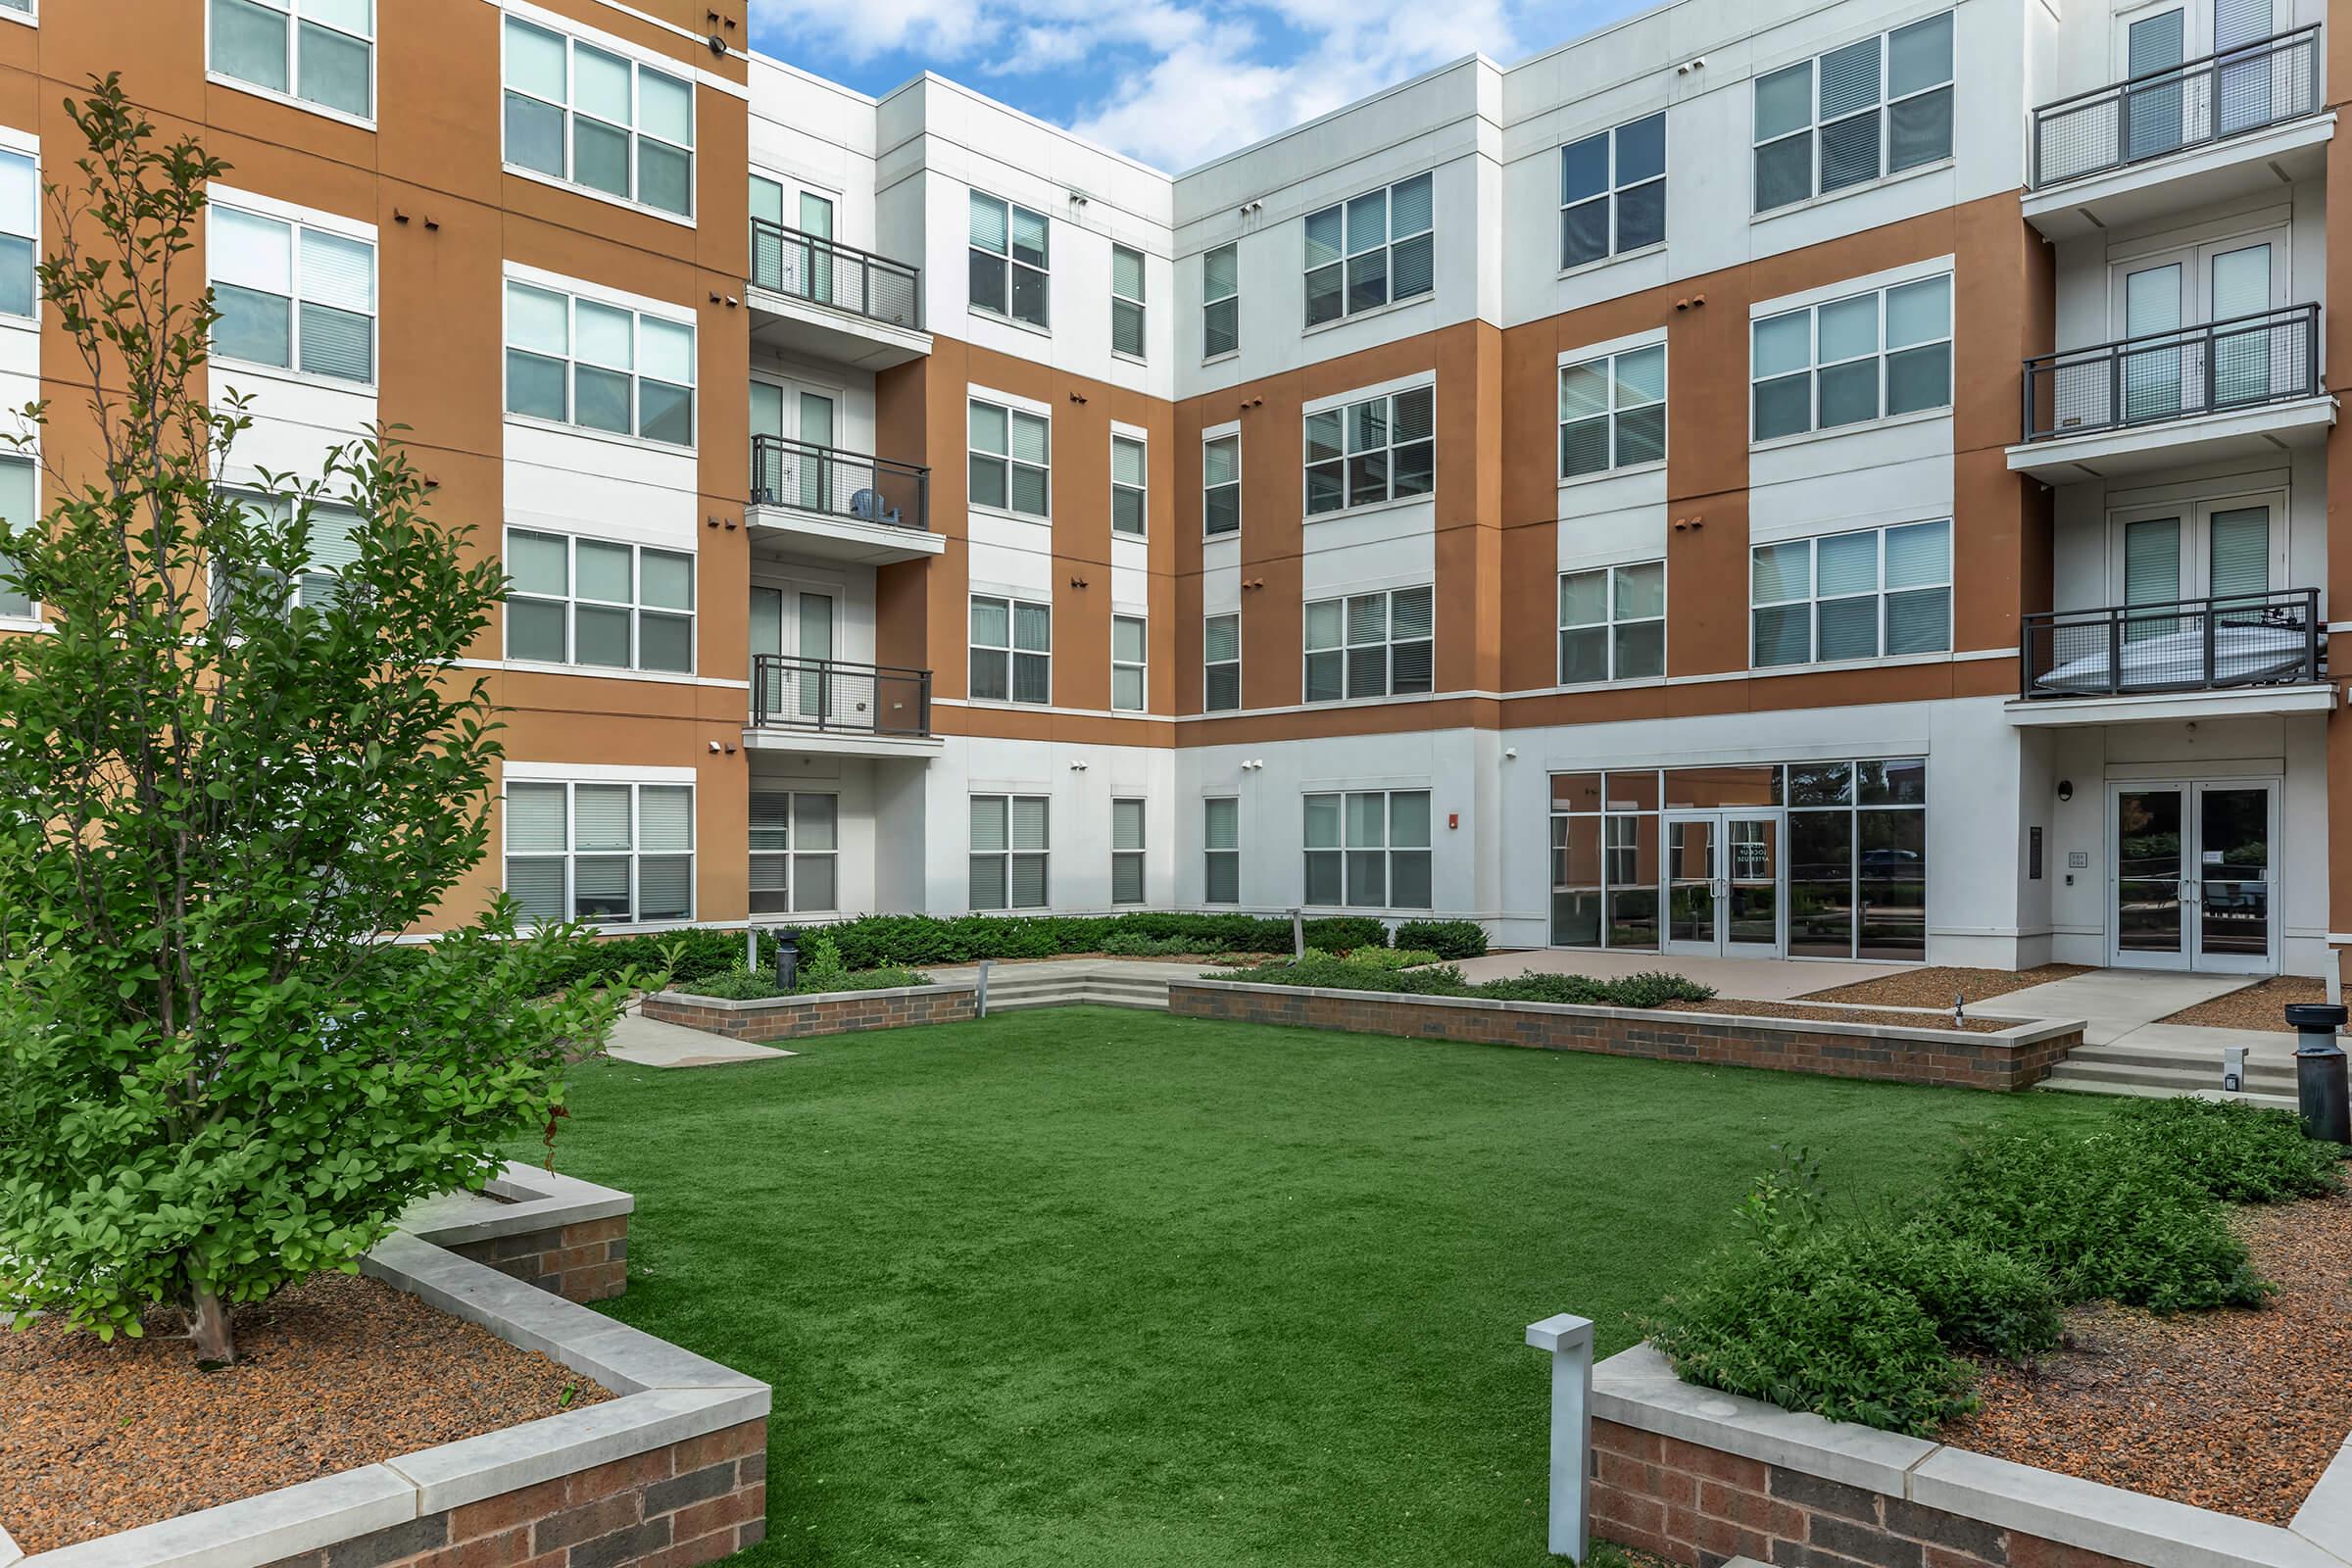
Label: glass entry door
xmin=2111 ymin=781 xmax=2275 ymax=971
xmin=1662 ymin=809 xmax=1784 ymax=957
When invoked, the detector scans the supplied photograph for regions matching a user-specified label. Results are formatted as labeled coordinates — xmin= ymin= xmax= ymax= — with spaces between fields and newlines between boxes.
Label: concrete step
xmin=2059 ymin=1046 xmax=2296 ymax=1091
xmin=985 ymin=987 xmax=1170 ymax=1012
xmin=2039 ymin=1069 xmax=2298 ymax=1110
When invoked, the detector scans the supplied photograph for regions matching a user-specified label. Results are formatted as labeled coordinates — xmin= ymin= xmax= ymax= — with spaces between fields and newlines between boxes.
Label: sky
xmin=745 ymin=0 xmax=1654 ymax=173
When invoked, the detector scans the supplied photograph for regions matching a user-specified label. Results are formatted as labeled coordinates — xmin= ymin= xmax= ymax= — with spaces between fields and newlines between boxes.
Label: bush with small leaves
xmin=1392 ymin=920 xmax=1488 ymax=959
xmin=2112 ymin=1096 xmax=2345 ymax=1203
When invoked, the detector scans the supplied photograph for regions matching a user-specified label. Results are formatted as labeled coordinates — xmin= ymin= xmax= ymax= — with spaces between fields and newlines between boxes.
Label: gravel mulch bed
xmin=1944 ymin=1194 xmax=2352 ymax=1525
xmin=1654 ymin=998 xmax=2016 ymax=1033
xmin=2156 ymin=975 xmax=2326 ymax=1033
xmin=0 ymin=1271 xmax=613 ymax=1552
xmin=1798 ymin=964 xmax=2094 ymax=1007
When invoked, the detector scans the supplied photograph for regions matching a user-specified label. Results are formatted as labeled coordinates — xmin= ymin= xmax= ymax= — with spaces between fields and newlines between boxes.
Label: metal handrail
xmin=748 ymin=218 xmax=922 ymax=330
xmin=749 ymin=434 xmax=930 ymax=532
xmin=2030 ymin=24 xmax=2322 ymax=188
xmin=2020 ymin=588 xmax=2323 ymax=699
xmin=749 ymin=653 xmax=933 ymax=737
xmin=2019 ymin=303 xmax=2320 ymax=443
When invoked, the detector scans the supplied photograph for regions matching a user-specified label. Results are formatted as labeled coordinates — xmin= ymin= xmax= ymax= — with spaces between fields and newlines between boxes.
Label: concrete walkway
xmin=604 ymin=1007 xmax=797 ymax=1069
xmin=1449 ymin=948 xmax=1913 ymax=1001
xmin=1987 ymin=968 xmax=2253 ymax=1047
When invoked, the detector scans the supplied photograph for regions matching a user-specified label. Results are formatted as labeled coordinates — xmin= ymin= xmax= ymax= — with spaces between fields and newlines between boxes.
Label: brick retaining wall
xmin=1168 ymin=981 xmax=2081 ymax=1091
xmin=641 ymin=982 xmax=977 ymax=1044
xmin=447 ymin=1213 xmax=628 ymax=1303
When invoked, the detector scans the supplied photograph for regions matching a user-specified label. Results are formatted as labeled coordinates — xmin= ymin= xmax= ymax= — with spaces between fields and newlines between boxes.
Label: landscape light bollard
xmin=976 ymin=958 xmax=991 ymax=1017
xmin=746 ymin=922 xmax=759 ymax=974
xmin=1291 ymin=906 xmax=1304 ymax=958
xmin=1524 ymin=1313 xmax=1594 ymax=1563
xmin=2284 ymin=1002 xmax=2350 ymax=1145
xmin=773 ymin=932 xmax=801 ymax=993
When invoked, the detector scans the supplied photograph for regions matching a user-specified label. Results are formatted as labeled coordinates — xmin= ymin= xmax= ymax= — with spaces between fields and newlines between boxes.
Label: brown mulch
xmin=2157 ymin=975 xmax=2327 ymax=1033
xmin=1944 ymin=1194 xmax=2352 ymax=1525
xmin=1655 ymin=997 xmax=2017 ymax=1033
xmin=0 ymin=1272 xmax=612 ymax=1552
xmin=1798 ymin=964 xmax=2094 ymax=1007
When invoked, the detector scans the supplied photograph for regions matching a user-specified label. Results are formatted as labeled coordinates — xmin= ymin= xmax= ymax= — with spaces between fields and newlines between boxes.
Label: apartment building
xmin=1 ymin=0 xmax=2338 ymax=979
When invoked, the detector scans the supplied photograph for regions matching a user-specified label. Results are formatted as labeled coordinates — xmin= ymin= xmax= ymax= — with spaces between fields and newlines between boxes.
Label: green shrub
xmin=1208 ymin=956 xmax=1709 ymax=1010
xmin=1394 ymin=919 xmax=1488 ymax=958
xmin=2112 ymin=1097 xmax=2346 ymax=1202
xmin=1851 ymin=1228 xmax=2063 ymax=1360
xmin=1336 ymin=947 xmax=1444 ymax=971
xmin=1100 ymin=931 xmax=1229 ymax=956
xmin=1470 ymin=969 xmax=1716 ymax=1007
xmin=672 ymin=961 xmax=934 ymax=1001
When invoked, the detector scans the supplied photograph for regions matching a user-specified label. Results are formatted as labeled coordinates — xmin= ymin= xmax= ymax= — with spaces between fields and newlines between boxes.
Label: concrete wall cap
xmin=383 ymin=1387 xmax=768 ymax=1515
xmin=18 ymin=1465 xmax=416 ymax=1568
xmin=396 ymin=1162 xmax=633 ymax=1248
xmin=644 ymin=981 xmax=975 ymax=1012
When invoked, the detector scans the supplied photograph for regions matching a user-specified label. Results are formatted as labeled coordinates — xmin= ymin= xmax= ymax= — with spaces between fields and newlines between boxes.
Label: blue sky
xmin=746 ymin=0 xmax=1653 ymax=172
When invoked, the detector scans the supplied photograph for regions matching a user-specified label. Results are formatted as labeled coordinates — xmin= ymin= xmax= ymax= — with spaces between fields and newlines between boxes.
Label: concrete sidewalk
xmin=1986 ymin=967 xmax=2253 ymax=1047
xmin=604 ymin=1007 xmax=797 ymax=1068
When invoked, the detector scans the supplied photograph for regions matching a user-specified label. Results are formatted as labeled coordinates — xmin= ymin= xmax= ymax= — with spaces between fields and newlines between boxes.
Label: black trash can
xmin=2282 ymin=1002 xmax=2349 ymax=1145
xmin=773 ymin=932 xmax=801 ymax=993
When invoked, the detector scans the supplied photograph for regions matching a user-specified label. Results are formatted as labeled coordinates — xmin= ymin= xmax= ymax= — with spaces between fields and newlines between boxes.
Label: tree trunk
xmin=187 ymin=1284 xmax=236 ymax=1366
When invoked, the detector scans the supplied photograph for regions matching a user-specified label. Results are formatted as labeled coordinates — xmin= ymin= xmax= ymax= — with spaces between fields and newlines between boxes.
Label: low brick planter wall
xmin=641 ymin=981 xmax=978 ymax=1044
xmin=1169 ymin=980 xmax=2082 ymax=1091
xmin=400 ymin=1167 xmax=634 ymax=1304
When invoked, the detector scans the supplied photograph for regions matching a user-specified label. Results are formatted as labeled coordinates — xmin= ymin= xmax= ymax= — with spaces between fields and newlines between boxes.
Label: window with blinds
xmin=1753 ymin=13 xmax=1952 ymax=215
xmin=1111 ymin=435 xmax=1147 ymax=535
xmin=749 ymin=790 xmax=838 ymax=914
xmin=504 ymin=528 xmax=695 ymax=673
xmin=1304 ymin=172 xmax=1434 ymax=327
xmin=969 ymin=397 xmax=1050 ymax=518
xmin=212 ymin=0 xmax=374 ymax=121
xmin=1203 ymin=434 xmax=1241 ymax=537
xmin=1751 ymin=273 xmax=1951 ymax=441
xmin=1203 ymin=797 xmax=1241 ymax=905
xmin=1558 ymin=562 xmax=1665 ymax=683
xmin=1750 ymin=520 xmax=1951 ymax=668
xmin=970 ymin=193 xmax=1049 ymax=329
xmin=1202 ymin=244 xmax=1239 ymax=358
xmin=1111 ymin=798 xmax=1146 ymax=905
xmin=0 ymin=456 xmax=36 ymax=619
xmin=1559 ymin=344 xmax=1665 ymax=478
xmin=969 ymin=594 xmax=1052 ymax=704
xmin=504 ymin=280 xmax=697 ymax=446
xmin=1111 ymin=245 xmax=1146 ymax=359
xmin=0 ymin=150 xmax=33 ymax=321
xmin=502 ymin=15 xmax=695 ymax=218
xmin=970 ymin=795 xmax=1050 ymax=910
xmin=1303 ymin=790 xmax=1432 ymax=909
xmin=1204 ymin=612 xmax=1241 ymax=711
xmin=1111 ymin=614 xmax=1147 ymax=711
xmin=1303 ymin=586 xmax=1434 ymax=702
xmin=1559 ymin=112 xmax=1665 ymax=270
xmin=1305 ymin=385 xmax=1435 ymax=515
xmin=504 ymin=778 xmax=694 ymax=925
xmin=209 ymin=491 xmax=366 ymax=617
xmin=210 ymin=204 xmax=376 ymax=383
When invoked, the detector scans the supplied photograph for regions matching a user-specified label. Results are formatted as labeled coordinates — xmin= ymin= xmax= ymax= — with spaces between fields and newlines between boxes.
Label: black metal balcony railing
xmin=2021 ymin=304 xmax=2319 ymax=443
xmin=749 ymin=218 xmax=922 ymax=330
xmin=751 ymin=654 xmax=933 ymax=737
xmin=2022 ymin=589 xmax=2323 ymax=699
xmin=750 ymin=434 xmax=930 ymax=532
xmin=2030 ymin=24 xmax=2322 ymax=188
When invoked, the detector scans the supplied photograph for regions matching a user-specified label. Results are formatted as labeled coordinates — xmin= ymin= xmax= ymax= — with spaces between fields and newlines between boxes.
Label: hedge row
xmin=1206 ymin=955 xmax=1711 ymax=1008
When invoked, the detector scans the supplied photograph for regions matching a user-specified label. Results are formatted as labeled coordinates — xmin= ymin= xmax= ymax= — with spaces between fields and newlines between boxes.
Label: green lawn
xmin=534 ymin=1006 xmax=2111 ymax=1568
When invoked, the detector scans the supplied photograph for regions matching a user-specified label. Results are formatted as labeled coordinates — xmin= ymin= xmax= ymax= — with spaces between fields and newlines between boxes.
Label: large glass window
xmin=211 ymin=0 xmax=373 ymax=120
xmin=1201 ymin=243 xmax=1238 ymax=358
xmin=1558 ymin=562 xmax=1664 ymax=683
xmin=1750 ymin=520 xmax=1951 ymax=668
xmin=1305 ymin=385 xmax=1434 ymax=515
xmin=504 ymin=528 xmax=695 ymax=674
xmin=1111 ymin=244 xmax=1146 ymax=358
xmin=1111 ymin=798 xmax=1146 ymax=905
xmin=0 ymin=150 xmax=34 ymax=320
xmin=502 ymin=16 xmax=695 ymax=218
xmin=1304 ymin=173 xmax=1433 ymax=326
xmin=1559 ymin=112 xmax=1666 ymax=269
xmin=1750 ymin=273 xmax=1951 ymax=440
xmin=1303 ymin=790 xmax=1431 ymax=909
xmin=969 ymin=594 xmax=1051 ymax=704
xmin=749 ymin=791 xmax=837 ymax=914
xmin=210 ymin=204 xmax=375 ymax=382
xmin=1753 ymin=13 xmax=1952 ymax=213
xmin=504 ymin=779 xmax=694 ymax=925
xmin=1111 ymin=434 xmax=1146 ymax=535
xmin=1203 ymin=797 xmax=1240 ymax=905
xmin=1111 ymin=613 xmax=1146 ymax=711
xmin=969 ymin=193 xmax=1049 ymax=329
xmin=0 ymin=456 xmax=34 ymax=619
xmin=1303 ymin=586 xmax=1433 ymax=702
xmin=1560 ymin=344 xmax=1664 ymax=477
xmin=504 ymin=281 xmax=696 ymax=446
xmin=968 ymin=396 xmax=1050 ymax=518
xmin=1203 ymin=433 xmax=1240 ymax=537
xmin=970 ymin=794 xmax=1049 ymax=909
xmin=1203 ymin=612 xmax=1241 ymax=711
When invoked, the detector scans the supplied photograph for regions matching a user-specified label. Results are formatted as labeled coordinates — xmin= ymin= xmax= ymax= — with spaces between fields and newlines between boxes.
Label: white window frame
xmin=1203 ymin=610 xmax=1241 ymax=712
xmin=967 ymin=394 xmax=1051 ymax=519
xmin=1202 ymin=242 xmax=1238 ymax=359
xmin=502 ymin=778 xmax=696 ymax=928
xmin=503 ymin=277 xmax=698 ymax=449
xmin=499 ymin=13 xmax=697 ymax=222
xmin=969 ymin=592 xmax=1052 ymax=705
xmin=1749 ymin=272 xmax=1952 ymax=442
xmin=969 ymin=191 xmax=1050 ymax=330
xmin=207 ymin=197 xmax=378 ymax=386
xmin=1304 ymin=384 xmax=1435 ymax=516
xmin=1752 ymin=12 xmax=1955 ymax=215
xmin=1303 ymin=585 xmax=1435 ymax=702
xmin=1110 ymin=242 xmax=1146 ymax=361
xmin=1559 ymin=344 xmax=1665 ymax=479
xmin=502 ymin=527 xmax=696 ymax=675
xmin=0 ymin=2 xmax=34 ymax=25
xmin=1111 ymin=612 xmax=1147 ymax=712
xmin=1749 ymin=519 xmax=1953 ymax=669
xmin=207 ymin=0 xmax=377 ymax=127
xmin=1303 ymin=172 xmax=1434 ymax=327
xmin=1203 ymin=796 xmax=1241 ymax=905
xmin=969 ymin=794 xmax=1050 ymax=910
xmin=1203 ymin=430 xmax=1241 ymax=537
xmin=1302 ymin=789 xmax=1433 ymax=910
xmin=1557 ymin=562 xmax=1666 ymax=684
xmin=0 ymin=452 xmax=38 ymax=626
xmin=749 ymin=789 xmax=839 ymax=915
xmin=1558 ymin=111 xmax=1667 ymax=270
xmin=0 ymin=140 xmax=36 ymax=325
xmin=1110 ymin=797 xmax=1147 ymax=906
xmin=1110 ymin=431 xmax=1147 ymax=536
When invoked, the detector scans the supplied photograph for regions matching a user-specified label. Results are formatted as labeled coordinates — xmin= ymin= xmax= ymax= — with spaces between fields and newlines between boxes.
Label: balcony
xmin=2011 ymin=589 xmax=2332 ymax=725
xmin=2025 ymin=26 xmax=2330 ymax=238
xmin=2008 ymin=306 xmax=2331 ymax=482
xmin=744 ymin=654 xmax=940 ymax=756
xmin=747 ymin=434 xmax=944 ymax=565
xmin=746 ymin=219 xmax=931 ymax=369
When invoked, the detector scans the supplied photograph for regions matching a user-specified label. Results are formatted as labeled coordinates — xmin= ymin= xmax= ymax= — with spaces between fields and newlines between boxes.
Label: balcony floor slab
xmin=2004 ymin=681 xmax=2335 ymax=726
xmin=2006 ymin=393 xmax=2335 ymax=483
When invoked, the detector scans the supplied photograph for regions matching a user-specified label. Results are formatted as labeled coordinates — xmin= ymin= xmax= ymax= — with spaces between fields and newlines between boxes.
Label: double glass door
xmin=1662 ymin=809 xmax=1784 ymax=957
xmin=2112 ymin=781 xmax=2275 ymax=972
xmin=2117 ymin=235 xmax=2284 ymax=423
xmin=751 ymin=380 xmax=838 ymax=514
xmin=751 ymin=584 xmax=838 ymax=723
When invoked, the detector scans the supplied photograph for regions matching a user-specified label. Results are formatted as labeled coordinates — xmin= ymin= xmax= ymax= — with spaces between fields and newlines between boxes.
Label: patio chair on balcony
xmin=849 ymin=488 xmax=902 ymax=528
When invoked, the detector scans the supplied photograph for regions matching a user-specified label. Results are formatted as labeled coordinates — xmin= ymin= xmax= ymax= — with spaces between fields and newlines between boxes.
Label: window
xmin=970 ymin=795 xmax=1049 ymax=909
xmin=504 ymin=528 xmax=695 ymax=674
xmin=970 ymin=594 xmax=1051 ymax=704
xmin=1203 ymin=797 xmax=1240 ymax=905
xmin=1304 ymin=172 xmax=1433 ymax=327
xmin=504 ymin=281 xmax=696 ymax=446
xmin=0 ymin=456 xmax=33 ymax=619
xmin=1559 ymin=345 xmax=1664 ymax=477
xmin=1560 ymin=112 xmax=1665 ymax=270
xmin=969 ymin=193 xmax=1048 ymax=329
xmin=1111 ymin=798 xmax=1146 ymax=905
xmin=1751 ymin=520 xmax=1951 ymax=667
xmin=1303 ymin=586 xmax=1433 ymax=702
xmin=504 ymin=779 xmax=694 ymax=925
xmin=0 ymin=2 xmax=29 ymax=14
xmin=1111 ymin=613 xmax=1146 ymax=711
xmin=1202 ymin=243 xmax=1238 ymax=358
xmin=1753 ymin=13 xmax=1953 ymax=214
xmin=1303 ymin=790 xmax=1432 ymax=909
xmin=1750 ymin=273 xmax=1950 ymax=440
xmin=0 ymin=150 xmax=33 ymax=319
xmin=1203 ymin=612 xmax=1240 ymax=711
xmin=968 ymin=397 xmax=1049 ymax=517
xmin=210 ymin=205 xmax=375 ymax=382
xmin=1111 ymin=435 xmax=1146 ymax=535
xmin=502 ymin=17 xmax=696 ymax=218
xmin=211 ymin=0 xmax=372 ymax=120
xmin=1203 ymin=433 xmax=1240 ymax=537
xmin=749 ymin=791 xmax=837 ymax=913
xmin=1559 ymin=562 xmax=1664 ymax=683
xmin=208 ymin=491 xmax=364 ymax=617
xmin=1305 ymin=385 xmax=1434 ymax=515
xmin=1111 ymin=244 xmax=1146 ymax=358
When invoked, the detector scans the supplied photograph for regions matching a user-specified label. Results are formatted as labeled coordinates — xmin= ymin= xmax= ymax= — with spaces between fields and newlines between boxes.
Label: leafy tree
xmin=0 ymin=79 xmax=627 ymax=1364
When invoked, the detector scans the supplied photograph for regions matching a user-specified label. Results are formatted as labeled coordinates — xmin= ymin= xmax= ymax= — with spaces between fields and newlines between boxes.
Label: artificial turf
xmin=532 ymin=1005 xmax=2113 ymax=1568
